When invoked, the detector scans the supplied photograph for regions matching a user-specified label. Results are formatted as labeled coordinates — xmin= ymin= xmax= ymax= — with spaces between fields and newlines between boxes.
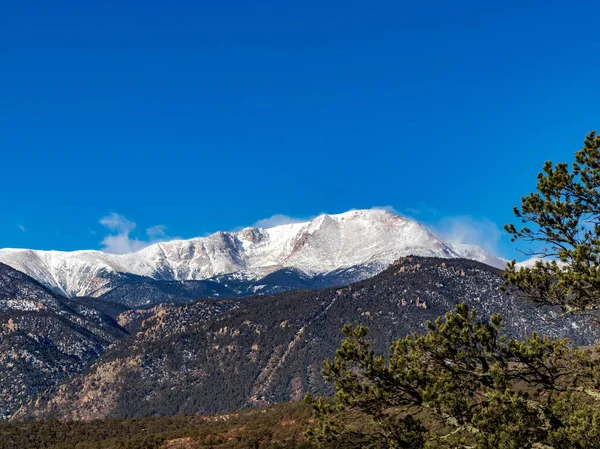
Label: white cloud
xmin=429 ymin=215 xmax=503 ymax=255
xmin=253 ymin=214 xmax=307 ymax=229
xmin=146 ymin=224 xmax=167 ymax=239
xmin=370 ymin=205 xmax=400 ymax=215
xmin=17 ymin=224 xmax=26 ymax=233
xmin=100 ymin=232 xmax=147 ymax=254
xmin=397 ymin=203 xmax=504 ymax=255
xmin=402 ymin=203 xmax=440 ymax=220
xmin=99 ymin=213 xmax=136 ymax=234
xmin=99 ymin=213 xmax=170 ymax=254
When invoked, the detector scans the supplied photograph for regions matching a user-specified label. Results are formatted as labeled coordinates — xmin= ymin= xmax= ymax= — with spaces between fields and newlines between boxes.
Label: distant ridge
xmin=0 ymin=209 xmax=508 ymax=298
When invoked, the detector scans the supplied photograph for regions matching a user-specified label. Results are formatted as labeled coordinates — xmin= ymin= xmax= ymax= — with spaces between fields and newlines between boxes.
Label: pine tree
xmin=505 ymin=131 xmax=600 ymax=313
xmin=305 ymin=304 xmax=600 ymax=448
xmin=306 ymin=130 xmax=600 ymax=448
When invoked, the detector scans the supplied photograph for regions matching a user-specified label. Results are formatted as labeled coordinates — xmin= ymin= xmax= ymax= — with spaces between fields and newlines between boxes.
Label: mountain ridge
xmin=15 ymin=256 xmax=597 ymax=421
xmin=0 ymin=209 xmax=508 ymax=298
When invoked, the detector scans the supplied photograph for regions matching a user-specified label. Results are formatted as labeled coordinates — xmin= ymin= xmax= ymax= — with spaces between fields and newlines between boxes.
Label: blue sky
xmin=2 ymin=1 xmax=600 ymax=259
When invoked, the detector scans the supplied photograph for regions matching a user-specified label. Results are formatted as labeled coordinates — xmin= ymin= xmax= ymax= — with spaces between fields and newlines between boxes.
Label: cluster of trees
xmin=0 ymin=403 xmax=313 ymax=449
xmin=306 ymin=131 xmax=600 ymax=448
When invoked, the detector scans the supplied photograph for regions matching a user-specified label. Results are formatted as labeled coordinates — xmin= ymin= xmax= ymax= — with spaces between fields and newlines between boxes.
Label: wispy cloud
xmin=100 ymin=213 xmax=136 ymax=234
xmin=146 ymin=224 xmax=167 ymax=239
xmin=99 ymin=213 xmax=170 ymax=254
xmin=398 ymin=203 xmax=505 ymax=256
xmin=402 ymin=202 xmax=441 ymax=220
xmin=17 ymin=224 xmax=26 ymax=233
xmin=428 ymin=215 xmax=503 ymax=255
xmin=252 ymin=214 xmax=308 ymax=228
xmin=370 ymin=205 xmax=400 ymax=215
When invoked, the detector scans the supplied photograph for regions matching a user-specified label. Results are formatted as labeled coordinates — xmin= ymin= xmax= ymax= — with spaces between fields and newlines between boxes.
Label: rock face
xmin=0 ymin=263 xmax=127 ymax=420
xmin=16 ymin=257 xmax=598 ymax=422
xmin=0 ymin=210 xmax=507 ymax=299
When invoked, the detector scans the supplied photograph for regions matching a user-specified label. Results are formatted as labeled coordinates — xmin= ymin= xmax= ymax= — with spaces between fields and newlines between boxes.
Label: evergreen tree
xmin=306 ymin=131 xmax=600 ymax=446
xmin=305 ymin=304 xmax=600 ymax=448
xmin=505 ymin=131 xmax=600 ymax=313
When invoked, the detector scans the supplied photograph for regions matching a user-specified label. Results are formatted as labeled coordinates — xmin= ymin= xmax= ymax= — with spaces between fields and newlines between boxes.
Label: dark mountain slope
xmin=0 ymin=263 xmax=128 ymax=420
xmin=96 ymin=278 xmax=235 ymax=308
xmin=94 ymin=265 xmax=378 ymax=308
xmin=17 ymin=257 xmax=599 ymax=421
xmin=70 ymin=297 xmax=130 ymax=319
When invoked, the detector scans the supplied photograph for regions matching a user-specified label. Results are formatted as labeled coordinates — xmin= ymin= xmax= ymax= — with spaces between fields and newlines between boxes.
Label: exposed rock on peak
xmin=0 ymin=209 xmax=508 ymax=298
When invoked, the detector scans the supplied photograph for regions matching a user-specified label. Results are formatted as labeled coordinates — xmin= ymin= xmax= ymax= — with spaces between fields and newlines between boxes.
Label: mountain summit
xmin=0 ymin=209 xmax=506 ymax=298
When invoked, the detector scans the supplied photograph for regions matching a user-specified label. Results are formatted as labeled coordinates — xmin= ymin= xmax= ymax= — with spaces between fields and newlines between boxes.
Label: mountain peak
xmin=0 ymin=209 xmax=507 ymax=297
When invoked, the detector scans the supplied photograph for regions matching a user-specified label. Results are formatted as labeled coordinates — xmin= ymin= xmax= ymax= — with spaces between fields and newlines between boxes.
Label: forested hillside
xmin=17 ymin=257 xmax=597 ymax=421
xmin=0 ymin=263 xmax=127 ymax=420
xmin=0 ymin=402 xmax=313 ymax=449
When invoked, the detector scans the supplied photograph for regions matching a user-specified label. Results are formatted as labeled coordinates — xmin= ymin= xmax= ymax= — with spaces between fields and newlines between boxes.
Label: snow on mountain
xmin=447 ymin=243 xmax=508 ymax=270
xmin=0 ymin=209 xmax=508 ymax=298
xmin=513 ymin=256 xmax=569 ymax=270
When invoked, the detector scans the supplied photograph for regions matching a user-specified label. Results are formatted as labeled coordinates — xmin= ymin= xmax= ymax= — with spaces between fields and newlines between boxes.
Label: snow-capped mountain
xmin=0 ymin=209 xmax=507 ymax=298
